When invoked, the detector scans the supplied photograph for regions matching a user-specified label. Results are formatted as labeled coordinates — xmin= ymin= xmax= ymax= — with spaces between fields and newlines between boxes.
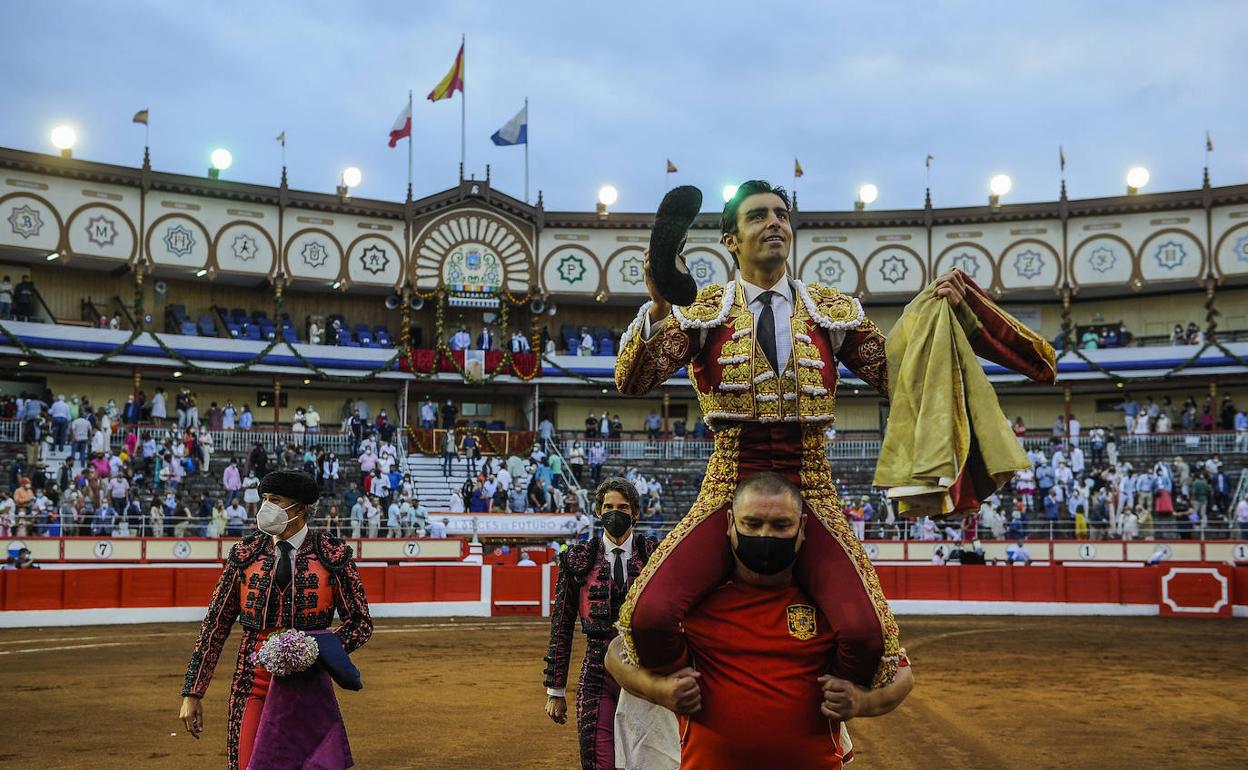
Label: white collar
xmin=739 ymin=274 xmax=794 ymax=306
xmin=601 ymin=531 xmax=633 ymax=562
xmin=273 ymin=523 xmax=309 ymax=551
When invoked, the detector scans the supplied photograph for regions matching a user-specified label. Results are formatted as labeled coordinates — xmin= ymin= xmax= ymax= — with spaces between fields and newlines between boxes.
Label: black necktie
xmin=756 ymin=290 xmax=780 ymax=374
xmin=275 ymin=540 xmax=293 ymax=589
xmin=612 ymin=547 xmax=625 ymax=588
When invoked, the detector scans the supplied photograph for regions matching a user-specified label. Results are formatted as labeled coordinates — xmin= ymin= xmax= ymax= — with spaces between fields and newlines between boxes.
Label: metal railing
xmin=0 ymin=419 xmax=22 ymax=443
xmin=112 ymin=425 xmax=366 ymax=456
xmin=557 ymin=431 xmax=1248 ymax=464
xmin=628 ymin=519 xmax=1248 ymax=542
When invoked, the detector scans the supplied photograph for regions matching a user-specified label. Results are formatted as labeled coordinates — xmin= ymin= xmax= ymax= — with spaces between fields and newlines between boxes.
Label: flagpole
xmin=407 ymin=89 xmax=414 ymax=198
xmin=460 ymin=34 xmax=467 ymax=172
xmin=524 ymin=97 xmax=530 ymax=203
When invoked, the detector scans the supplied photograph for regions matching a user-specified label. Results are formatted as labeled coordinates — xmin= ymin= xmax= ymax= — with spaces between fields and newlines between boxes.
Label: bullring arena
xmin=2 ymin=554 xmax=1247 ymax=767
xmin=2 ymin=615 xmax=1246 ymax=768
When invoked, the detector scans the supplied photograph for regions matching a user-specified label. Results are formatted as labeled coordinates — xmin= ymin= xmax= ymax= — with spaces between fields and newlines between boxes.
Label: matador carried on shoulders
xmin=614 ymin=180 xmax=1056 ymax=688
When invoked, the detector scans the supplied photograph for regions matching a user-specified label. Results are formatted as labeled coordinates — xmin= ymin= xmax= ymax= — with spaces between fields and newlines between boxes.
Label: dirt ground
xmin=0 ymin=615 xmax=1244 ymax=769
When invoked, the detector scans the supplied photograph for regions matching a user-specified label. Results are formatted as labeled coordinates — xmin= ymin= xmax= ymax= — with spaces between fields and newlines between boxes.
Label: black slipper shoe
xmin=648 ymin=185 xmax=703 ymax=306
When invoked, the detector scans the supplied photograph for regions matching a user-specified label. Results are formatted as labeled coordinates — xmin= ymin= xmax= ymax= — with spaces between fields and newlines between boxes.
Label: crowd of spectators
xmin=1109 ymin=393 xmax=1247 ymax=436
xmin=991 ymin=408 xmax=1245 ymax=541
xmin=0 ymin=388 xmax=401 ymax=540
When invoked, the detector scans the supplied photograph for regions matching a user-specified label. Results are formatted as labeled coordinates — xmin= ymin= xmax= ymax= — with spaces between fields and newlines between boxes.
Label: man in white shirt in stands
xmin=429 ymin=517 xmax=448 ymax=538
xmin=1068 ymin=414 xmax=1081 ymax=447
xmin=349 ymin=497 xmax=365 ymax=538
xmin=225 ymin=500 xmax=247 ymax=536
xmin=448 ymin=493 xmax=465 ymax=513
xmin=450 ymin=326 xmax=472 ymax=351
xmin=511 ymin=331 xmax=531 ymax=353
xmin=365 ymin=496 xmax=382 ymax=538
xmin=386 ymin=499 xmax=402 ymax=538
xmin=517 ymin=551 xmax=537 ymax=567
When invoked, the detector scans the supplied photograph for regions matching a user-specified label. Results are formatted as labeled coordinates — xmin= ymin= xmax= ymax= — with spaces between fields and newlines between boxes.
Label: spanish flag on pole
xmin=428 ymin=42 xmax=465 ymax=102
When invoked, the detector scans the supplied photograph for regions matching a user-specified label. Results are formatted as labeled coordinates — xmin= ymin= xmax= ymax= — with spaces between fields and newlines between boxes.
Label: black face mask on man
xmin=601 ymin=509 xmax=633 ymax=540
xmin=732 ymin=526 xmax=799 ymax=575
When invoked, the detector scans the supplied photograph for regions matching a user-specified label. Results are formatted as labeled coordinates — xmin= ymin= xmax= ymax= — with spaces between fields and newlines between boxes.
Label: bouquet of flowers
xmin=253 ymin=629 xmax=320 ymax=677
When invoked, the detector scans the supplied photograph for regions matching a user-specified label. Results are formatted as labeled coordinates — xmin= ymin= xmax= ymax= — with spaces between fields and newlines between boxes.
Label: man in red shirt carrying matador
xmin=615 ymin=180 xmax=1055 ymax=688
xmin=606 ymin=472 xmax=914 ymax=769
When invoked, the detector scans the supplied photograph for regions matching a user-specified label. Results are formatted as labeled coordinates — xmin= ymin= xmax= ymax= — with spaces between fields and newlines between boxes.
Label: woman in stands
xmin=179 ymin=470 xmax=372 ymax=769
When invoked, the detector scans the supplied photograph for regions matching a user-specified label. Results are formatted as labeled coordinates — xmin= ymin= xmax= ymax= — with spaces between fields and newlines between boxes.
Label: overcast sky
xmin=2 ymin=0 xmax=1245 ymax=213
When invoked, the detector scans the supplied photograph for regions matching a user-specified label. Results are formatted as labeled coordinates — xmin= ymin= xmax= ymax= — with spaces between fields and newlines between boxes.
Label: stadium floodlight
xmin=338 ymin=166 xmax=363 ymax=197
xmin=208 ymin=148 xmax=233 ymax=179
xmin=988 ymin=173 xmax=1012 ymax=209
xmin=596 ymin=185 xmax=618 ymax=219
xmin=722 ymin=184 xmax=738 ymax=203
xmin=1126 ymin=166 xmax=1150 ymax=195
xmin=855 ymin=183 xmax=879 ymax=210
xmin=51 ymin=125 xmax=77 ymax=158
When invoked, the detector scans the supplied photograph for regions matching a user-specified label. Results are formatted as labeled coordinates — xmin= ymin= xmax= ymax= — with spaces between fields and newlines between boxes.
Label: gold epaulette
xmin=803 ymin=281 xmax=865 ymax=330
xmin=673 ymin=282 xmax=730 ymax=328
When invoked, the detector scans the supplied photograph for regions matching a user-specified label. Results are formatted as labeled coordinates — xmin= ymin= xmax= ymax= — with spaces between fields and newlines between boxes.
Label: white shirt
xmin=271 ymin=524 xmax=308 ymax=575
xmin=740 ymin=275 xmax=795 ymax=374
xmin=603 ymin=531 xmax=634 ymax=567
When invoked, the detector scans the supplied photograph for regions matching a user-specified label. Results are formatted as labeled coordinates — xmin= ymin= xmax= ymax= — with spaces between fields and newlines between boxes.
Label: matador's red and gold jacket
xmin=615 ymin=276 xmax=1055 ymax=417
xmin=182 ymin=529 xmax=373 ymax=699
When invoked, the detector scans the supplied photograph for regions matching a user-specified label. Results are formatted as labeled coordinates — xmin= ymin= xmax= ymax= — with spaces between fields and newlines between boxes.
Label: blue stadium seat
xmin=281 ymin=327 xmax=297 ymax=343
xmin=180 ymin=320 xmax=198 ymax=336
xmin=197 ymin=315 xmax=216 ymax=337
xmin=374 ymin=327 xmax=392 ymax=346
xmin=598 ymin=337 xmax=615 ymax=356
xmin=226 ymin=322 xmax=243 ymax=338
xmin=242 ymin=325 xmax=260 ymax=341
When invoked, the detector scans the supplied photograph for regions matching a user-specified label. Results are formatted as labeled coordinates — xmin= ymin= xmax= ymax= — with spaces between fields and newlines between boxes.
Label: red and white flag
xmin=388 ymin=101 xmax=412 ymax=148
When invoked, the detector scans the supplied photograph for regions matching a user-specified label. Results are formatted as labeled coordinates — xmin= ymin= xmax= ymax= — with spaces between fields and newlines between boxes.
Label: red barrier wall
xmin=0 ymin=565 xmax=483 ymax=612
xmin=2 ymin=565 xmax=1243 ymax=617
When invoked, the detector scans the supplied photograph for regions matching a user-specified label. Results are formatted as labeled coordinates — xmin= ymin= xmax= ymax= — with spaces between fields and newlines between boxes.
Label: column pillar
xmin=273 ymin=376 xmax=282 ymax=429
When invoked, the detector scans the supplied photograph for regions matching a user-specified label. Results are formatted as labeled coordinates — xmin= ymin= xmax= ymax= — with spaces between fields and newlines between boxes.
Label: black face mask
xmin=732 ymin=526 xmax=799 ymax=575
xmin=601 ymin=510 xmax=633 ymax=539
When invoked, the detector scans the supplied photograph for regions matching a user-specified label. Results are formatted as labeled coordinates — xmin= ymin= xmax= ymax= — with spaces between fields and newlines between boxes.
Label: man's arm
xmin=819 ymin=662 xmax=914 ymax=720
xmin=605 ymin=636 xmax=702 ymax=715
xmin=542 ymin=552 xmax=579 ymax=721
xmin=615 ymin=253 xmax=700 ymax=396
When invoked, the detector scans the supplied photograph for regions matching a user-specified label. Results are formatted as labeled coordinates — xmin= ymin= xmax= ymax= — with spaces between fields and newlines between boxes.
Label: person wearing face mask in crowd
xmin=179 ymin=470 xmax=372 ymax=770
xmin=606 ymin=472 xmax=914 ymax=770
xmin=542 ymin=478 xmax=659 ymax=770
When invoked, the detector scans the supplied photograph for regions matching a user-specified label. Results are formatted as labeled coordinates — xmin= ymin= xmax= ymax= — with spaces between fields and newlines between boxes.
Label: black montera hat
xmin=259 ymin=470 xmax=321 ymax=504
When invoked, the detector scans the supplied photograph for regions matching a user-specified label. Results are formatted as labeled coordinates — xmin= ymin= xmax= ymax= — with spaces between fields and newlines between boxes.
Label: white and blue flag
xmin=490 ymin=104 xmax=528 ymax=146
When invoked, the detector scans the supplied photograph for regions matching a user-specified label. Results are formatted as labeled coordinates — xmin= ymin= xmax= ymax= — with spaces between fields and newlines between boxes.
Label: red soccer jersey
xmin=679 ymin=579 xmax=845 ymax=770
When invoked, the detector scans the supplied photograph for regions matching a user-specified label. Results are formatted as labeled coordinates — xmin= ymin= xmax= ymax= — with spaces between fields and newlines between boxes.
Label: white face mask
xmin=257 ymin=499 xmax=301 ymax=536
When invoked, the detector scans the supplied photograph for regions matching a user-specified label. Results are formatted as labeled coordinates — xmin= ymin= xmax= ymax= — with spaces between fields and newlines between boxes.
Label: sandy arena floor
xmin=0 ymin=615 xmax=1244 ymax=769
